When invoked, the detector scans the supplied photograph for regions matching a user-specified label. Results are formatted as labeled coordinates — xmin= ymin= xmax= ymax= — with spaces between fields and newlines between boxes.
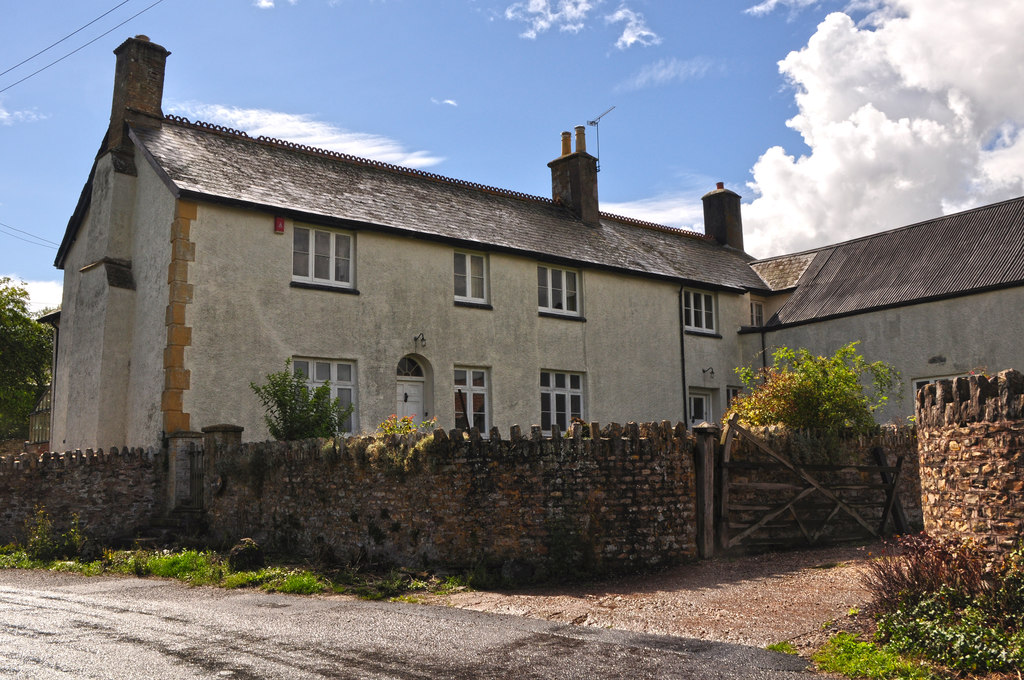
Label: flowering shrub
xmin=377 ymin=414 xmax=437 ymax=437
xmin=726 ymin=342 xmax=900 ymax=434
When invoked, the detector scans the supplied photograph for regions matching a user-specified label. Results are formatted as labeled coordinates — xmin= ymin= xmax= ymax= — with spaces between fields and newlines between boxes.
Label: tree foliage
xmin=725 ymin=342 xmax=900 ymax=433
xmin=0 ymin=278 xmax=53 ymax=439
xmin=250 ymin=360 xmax=354 ymax=441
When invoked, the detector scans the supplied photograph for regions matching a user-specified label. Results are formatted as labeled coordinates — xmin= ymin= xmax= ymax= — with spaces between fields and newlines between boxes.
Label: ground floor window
xmin=540 ymin=370 xmax=584 ymax=433
xmin=454 ymin=367 xmax=489 ymax=432
xmin=293 ymin=357 xmax=356 ymax=432
xmin=688 ymin=390 xmax=712 ymax=427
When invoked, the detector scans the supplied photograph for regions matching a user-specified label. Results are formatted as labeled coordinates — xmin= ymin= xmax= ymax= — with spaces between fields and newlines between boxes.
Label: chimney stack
xmin=548 ymin=125 xmax=600 ymax=226
xmin=701 ymin=182 xmax=744 ymax=251
xmin=105 ymin=35 xmax=170 ymax=173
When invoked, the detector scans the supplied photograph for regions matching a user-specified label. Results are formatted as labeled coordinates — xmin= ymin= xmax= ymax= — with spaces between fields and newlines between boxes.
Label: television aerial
xmin=587 ymin=105 xmax=615 ymax=172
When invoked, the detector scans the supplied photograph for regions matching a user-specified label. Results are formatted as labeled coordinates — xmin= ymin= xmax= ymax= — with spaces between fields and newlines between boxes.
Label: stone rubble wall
xmin=916 ymin=369 xmax=1024 ymax=552
xmin=0 ymin=447 xmax=166 ymax=544
xmin=203 ymin=421 xmax=698 ymax=576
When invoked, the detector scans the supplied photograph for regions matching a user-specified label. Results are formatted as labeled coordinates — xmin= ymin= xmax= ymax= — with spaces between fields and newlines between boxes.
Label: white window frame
xmin=454 ymin=366 xmax=490 ymax=433
xmin=540 ymin=370 xmax=584 ymax=433
xmin=750 ymin=300 xmax=764 ymax=327
xmin=454 ymin=251 xmax=488 ymax=303
xmin=726 ymin=386 xmax=743 ymax=408
xmin=684 ymin=289 xmax=716 ymax=333
xmin=688 ymin=389 xmax=713 ymax=427
xmin=292 ymin=357 xmax=357 ymax=433
xmin=292 ymin=225 xmax=354 ymax=288
xmin=537 ymin=265 xmax=581 ymax=316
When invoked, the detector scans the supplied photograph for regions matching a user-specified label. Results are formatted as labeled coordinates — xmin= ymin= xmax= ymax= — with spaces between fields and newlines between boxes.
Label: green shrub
xmin=23 ymin=509 xmax=86 ymax=561
xmin=727 ymin=342 xmax=900 ymax=434
xmin=251 ymin=359 xmax=354 ymax=440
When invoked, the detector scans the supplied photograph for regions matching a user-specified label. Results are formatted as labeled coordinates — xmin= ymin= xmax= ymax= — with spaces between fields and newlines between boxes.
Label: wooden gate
xmin=715 ymin=414 xmax=906 ymax=553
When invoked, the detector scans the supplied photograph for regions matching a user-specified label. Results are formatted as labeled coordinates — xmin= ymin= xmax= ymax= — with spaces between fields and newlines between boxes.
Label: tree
xmin=0 ymin=278 xmax=53 ymax=439
xmin=250 ymin=359 xmax=354 ymax=440
xmin=726 ymin=342 xmax=901 ymax=433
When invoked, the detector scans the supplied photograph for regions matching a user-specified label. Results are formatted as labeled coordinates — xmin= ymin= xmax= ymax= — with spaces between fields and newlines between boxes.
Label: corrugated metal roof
xmin=127 ymin=119 xmax=768 ymax=292
xmin=764 ymin=196 xmax=1024 ymax=326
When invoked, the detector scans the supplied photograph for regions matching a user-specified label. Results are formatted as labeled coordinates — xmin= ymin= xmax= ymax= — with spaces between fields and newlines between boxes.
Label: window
xmin=726 ymin=386 xmax=742 ymax=408
xmin=537 ymin=265 xmax=580 ymax=315
xmin=688 ymin=390 xmax=712 ymax=427
xmin=293 ymin=358 xmax=356 ymax=432
xmin=292 ymin=226 xmax=353 ymax=288
xmin=750 ymin=300 xmax=764 ymax=327
xmin=454 ymin=252 xmax=487 ymax=303
xmin=684 ymin=289 xmax=715 ymax=332
xmin=454 ymin=367 xmax=489 ymax=432
xmin=540 ymin=371 xmax=584 ymax=433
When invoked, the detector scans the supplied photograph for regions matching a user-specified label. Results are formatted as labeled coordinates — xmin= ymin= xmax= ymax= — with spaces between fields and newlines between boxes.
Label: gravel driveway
xmin=426 ymin=542 xmax=878 ymax=655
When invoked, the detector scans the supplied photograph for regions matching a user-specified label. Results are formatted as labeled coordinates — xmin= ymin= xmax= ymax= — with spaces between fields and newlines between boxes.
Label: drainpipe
xmin=761 ymin=328 xmax=767 ymax=370
xmin=678 ymin=285 xmax=689 ymax=426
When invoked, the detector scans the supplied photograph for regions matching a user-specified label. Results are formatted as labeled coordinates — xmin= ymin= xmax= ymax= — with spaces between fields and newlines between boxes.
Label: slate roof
xmin=759 ymin=195 xmax=1024 ymax=327
xmin=124 ymin=117 xmax=768 ymax=292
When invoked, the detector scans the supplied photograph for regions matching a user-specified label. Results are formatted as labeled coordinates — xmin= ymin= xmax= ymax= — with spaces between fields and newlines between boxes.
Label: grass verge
xmin=813 ymin=633 xmax=939 ymax=680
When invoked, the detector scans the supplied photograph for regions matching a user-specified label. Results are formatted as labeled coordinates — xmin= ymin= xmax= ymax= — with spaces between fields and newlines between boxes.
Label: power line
xmin=0 ymin=0 xmax=135 ymax=79
xmin=0 ymin=0 xmax=169 ymax=96
xmin=0 ymin=222 xmax=60 ymax=250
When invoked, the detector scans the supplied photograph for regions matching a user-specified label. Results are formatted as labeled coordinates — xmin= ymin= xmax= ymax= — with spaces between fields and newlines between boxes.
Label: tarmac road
xmin=0 ymin=570 xmax=814 ymax=679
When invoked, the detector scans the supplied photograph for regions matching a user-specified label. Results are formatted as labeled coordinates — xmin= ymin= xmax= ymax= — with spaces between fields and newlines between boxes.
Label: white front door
xmin=397 ymin=381 xmax=424 ymax=421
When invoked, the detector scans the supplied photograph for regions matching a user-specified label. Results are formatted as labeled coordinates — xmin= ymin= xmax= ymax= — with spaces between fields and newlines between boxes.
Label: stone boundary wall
xmin=203 ymin=421 xmax=698 ymax=577
xmin=0 ymin=447 xmax=166 ymax=544
xmin=916 ymin=369 xmax=1024 ymax=551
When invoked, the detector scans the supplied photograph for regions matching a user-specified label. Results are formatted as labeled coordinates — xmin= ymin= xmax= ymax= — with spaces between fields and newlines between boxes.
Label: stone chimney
xmin=701 ymin=182 xmax=744 ymax=251
xmin=105 ymin=35 xmax=170 ymax=173
xmin=548 ymin=125 xmax=600 ymax=226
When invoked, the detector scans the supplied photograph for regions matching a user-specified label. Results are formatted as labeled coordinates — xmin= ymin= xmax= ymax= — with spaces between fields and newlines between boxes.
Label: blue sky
xmin=3 ymin=0 xmax=1024 ymax=311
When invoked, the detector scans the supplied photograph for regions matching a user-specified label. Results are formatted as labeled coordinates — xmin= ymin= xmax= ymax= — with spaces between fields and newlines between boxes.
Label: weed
xmin=848 ymin=607 xmax=860 ymax=617
xmin=268 ymin=571 xmax=325 ymax=595
xmin=145 ymin=550 xmax=223 ymax=585
xmin=813 ymin=633 xmax=937 ymax=679
xmin=766 ymin=641 xmax=799 ymax=655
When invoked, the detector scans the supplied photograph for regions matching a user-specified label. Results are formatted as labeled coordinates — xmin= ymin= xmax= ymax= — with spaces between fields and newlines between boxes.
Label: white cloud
xmin=253 ymin=0 xmax=297 ymax=7
xmin=2 ymin=277 xmax=63 ymax=314
xmin=742 ymin=2 xmax=1024 ymax=257
xmin=0 ymin=104 xmax=44 ymax=126
xmin=605 ymin=6 xmax=660 ymax=49
xmin=168 ymin=103 xmax=444 ymax=168
xmin=744 ymin=0 xmax=823 ymax=17
xmin=431 ymin=98 xmax=458 ymax=107
xmin=615 ymin=57 xmax=713 ymax=92
xmin=504 ymin=0 xmax=597 ymax=39
xmin=602 ymin=187 xmax=710 ymax=234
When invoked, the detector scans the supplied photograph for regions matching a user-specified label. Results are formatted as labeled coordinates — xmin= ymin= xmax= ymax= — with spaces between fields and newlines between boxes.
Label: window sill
xmin=454 ymin=300 xmax=493 ymax=310
xmin=290 ymin=281 xmax=360 ymax=295
xmin=685 ymin=329 xmax=722 ymax=339
xmin=539 ymin=311 xmax=586 ymax=322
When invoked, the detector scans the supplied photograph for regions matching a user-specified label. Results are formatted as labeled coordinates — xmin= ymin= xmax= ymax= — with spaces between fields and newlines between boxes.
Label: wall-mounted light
xmin=413 ymin=332 xmax=426 ymax=348
xmin=702 ymin=367 xmax=715 ymax=378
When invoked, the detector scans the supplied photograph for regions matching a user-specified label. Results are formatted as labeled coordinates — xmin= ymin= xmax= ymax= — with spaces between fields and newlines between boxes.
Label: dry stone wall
xmin=0 ymin=447 xmax=166 ymax=544
xmin=203 ymin=421 xmax=698 ymax=576
xmin=916 ymin=369 xmax=1024 ymax=551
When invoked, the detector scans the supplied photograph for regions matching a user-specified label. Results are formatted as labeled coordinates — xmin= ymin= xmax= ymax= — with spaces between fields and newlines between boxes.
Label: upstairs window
xmin=540 ymin=371 xmax=584 ymax=433
xmin=750 ymin=301 xmax=764 ymax=327
xmin=293 ymin=358 xmax=356 ymax=432
xmin=454 ymin=252 xmax=487 ymax=303
xmin=684 ymin=289 xmax=715 ymax=332
xmin=293 ymin=226 xmax=353 ymax=288
xmin=538 ymin=265 xmax=580 ymax=315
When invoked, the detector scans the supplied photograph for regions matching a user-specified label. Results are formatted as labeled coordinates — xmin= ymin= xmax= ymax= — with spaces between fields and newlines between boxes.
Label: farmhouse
xmin=48 ymin=35 xmax=1024 ymax=449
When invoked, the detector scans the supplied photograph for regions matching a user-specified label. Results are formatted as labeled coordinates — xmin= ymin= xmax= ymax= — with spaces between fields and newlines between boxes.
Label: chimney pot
xmin=716 ymin=181 xmax=724 ymax=190
xmin=574 ymin=125 xmax=587 ymax=154
xmin=560 ymin=131 xmax=572 ymax=157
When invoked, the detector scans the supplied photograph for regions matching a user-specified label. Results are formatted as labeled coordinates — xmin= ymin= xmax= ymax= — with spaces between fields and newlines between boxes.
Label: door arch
xmin=396 ymin=355 xmax=433 ymax=422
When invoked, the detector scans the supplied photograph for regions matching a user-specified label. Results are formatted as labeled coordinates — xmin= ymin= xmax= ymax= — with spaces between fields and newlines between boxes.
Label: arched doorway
xmin=396 ymin=355 xmax=432 ymax=422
